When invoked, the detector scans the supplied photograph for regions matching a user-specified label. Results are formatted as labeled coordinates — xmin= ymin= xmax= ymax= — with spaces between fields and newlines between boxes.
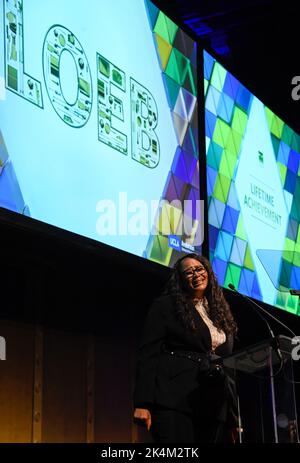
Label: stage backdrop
xmin=204 ymin=50 xmax=300 ymax=315
xmin=0 ymin=0 xmax=200 ymax=267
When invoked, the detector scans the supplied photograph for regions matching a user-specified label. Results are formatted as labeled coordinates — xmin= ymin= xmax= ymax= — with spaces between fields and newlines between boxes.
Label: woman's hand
xmin=133 ymin=408 xmax=152 ymax=431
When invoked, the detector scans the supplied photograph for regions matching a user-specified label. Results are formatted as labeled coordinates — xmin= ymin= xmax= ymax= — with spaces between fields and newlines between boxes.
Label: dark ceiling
xmin=154 ymin=0 xmax=300 ymax=133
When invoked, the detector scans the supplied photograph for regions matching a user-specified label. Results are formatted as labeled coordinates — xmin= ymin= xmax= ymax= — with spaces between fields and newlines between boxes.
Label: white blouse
xmin=195 ymin=299 xmax=226 ymax=352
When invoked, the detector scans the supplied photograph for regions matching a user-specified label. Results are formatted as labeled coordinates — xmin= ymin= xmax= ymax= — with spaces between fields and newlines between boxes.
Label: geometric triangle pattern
xmin=144 ymin=0 xmax=200 ymax=266
xmin=205 ymin=50 xmax=300 ymax=315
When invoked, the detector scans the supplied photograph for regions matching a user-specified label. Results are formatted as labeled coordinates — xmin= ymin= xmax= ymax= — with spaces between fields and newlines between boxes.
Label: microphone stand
xmin=228 ymin=284 xmax=300 ymax=443
xmin=227 ymin=284 xmax=296 ymax=369
xmin=228 ymin=283 xmax=296 ymax=339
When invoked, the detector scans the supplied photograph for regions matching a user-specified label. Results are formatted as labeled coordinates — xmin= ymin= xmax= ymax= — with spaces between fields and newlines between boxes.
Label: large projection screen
xmin=0 ymin=0 xmax=201 ymax=267
xmin=204 ymin=49 xmax=300 ymax=316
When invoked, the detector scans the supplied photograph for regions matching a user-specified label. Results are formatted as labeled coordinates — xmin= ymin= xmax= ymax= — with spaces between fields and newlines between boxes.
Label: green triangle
xmin=173 ymin=49 xmax=189 ymax=84
xmin=277 ymin=162 xmax=287 ymax=187
xmin=235 ymin=214 xmax=247 ymax=240
xmin=183 ymin=64 xmax=197 ymax=96
xmin=165 ymin=48 xmax=189 ymax=86
xmin=224 ymin=263 xmax=241 ymax=290
xmin=154 ymin=11 xmax=178 ymax=45
xmin=232 ymin=107 xmax=248 ymax=135
xmin=244 ymin=245 xmax=254 ymax=271
xmin=165 ymin=49 xmax=180 ymax=85
xmin=291 ymin=132 xmax=300 ymax=152
xmin=213 ymin=173 xmax=230 ymax=203
xmin=211 ymin=61 xmax=226 ymax=92
xmin=264 ymin=106 xmax=274 ymax=132
xmin=271 ymin=134 xmax=280 ymax=158
xmin=163 ymin=74 xmax=181 ymax=110
xmin=281 ymin=124 xmax=293 ymax=146
xmin=275 ymin=291 xmax=287 ymax=310
xmin=271 ymin=115 xmax=284 ymax=138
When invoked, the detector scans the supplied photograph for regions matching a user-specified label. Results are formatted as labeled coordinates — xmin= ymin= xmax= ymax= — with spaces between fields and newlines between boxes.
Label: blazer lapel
xmin=190 ymin=306 xmax=212 ymax=352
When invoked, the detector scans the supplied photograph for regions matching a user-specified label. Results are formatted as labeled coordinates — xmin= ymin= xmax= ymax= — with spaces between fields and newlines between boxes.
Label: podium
xmin=221 ymin=335 xmax=299 ymax=443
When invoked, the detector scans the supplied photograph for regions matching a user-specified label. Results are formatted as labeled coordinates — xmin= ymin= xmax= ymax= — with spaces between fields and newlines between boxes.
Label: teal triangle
xmin=163 ymin=73 xmax=181 ymax=110
xmin=271 ymin=134 xmax=280 ymax=158
xmin=291 ymin=133 xmax=300 ymax=153
xmin=144 ymin=0 xmax=160 ymax=30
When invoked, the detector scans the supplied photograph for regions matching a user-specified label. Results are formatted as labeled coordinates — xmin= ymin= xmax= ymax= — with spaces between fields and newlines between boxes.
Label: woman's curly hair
xmin=164 ymin=253 xmax=237 ymax=336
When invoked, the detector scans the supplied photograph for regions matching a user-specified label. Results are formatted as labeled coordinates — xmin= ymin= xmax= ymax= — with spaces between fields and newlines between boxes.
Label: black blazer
xmin=134 ymin=295 xmax=234 ymax=416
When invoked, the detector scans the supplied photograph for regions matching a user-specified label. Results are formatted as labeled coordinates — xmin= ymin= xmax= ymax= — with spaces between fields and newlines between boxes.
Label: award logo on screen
xmin=168 ymin=235 xmax=182 ymax=251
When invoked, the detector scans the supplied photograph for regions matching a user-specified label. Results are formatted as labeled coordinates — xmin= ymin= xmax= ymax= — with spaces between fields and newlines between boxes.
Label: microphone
xmin=228 ymin=283 xmax=296 ymax=339
xmin=228 ymin=284 xmax=296 ymax=366
xmin=290 ymin=289 xmax=300 ymax=296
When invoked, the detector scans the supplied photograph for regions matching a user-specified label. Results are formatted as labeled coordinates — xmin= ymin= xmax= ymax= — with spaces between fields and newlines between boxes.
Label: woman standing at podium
xmin=133 ymin=253 xmax=238 ymax=443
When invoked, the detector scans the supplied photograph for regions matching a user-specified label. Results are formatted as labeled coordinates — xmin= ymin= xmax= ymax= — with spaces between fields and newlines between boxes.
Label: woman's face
xmin=180 ymin=257 xmax=208 ymax=297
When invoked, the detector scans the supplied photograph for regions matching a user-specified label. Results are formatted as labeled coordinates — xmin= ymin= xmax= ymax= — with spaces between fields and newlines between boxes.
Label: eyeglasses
xmin=181 ymin=266 xmax=207 ymax=279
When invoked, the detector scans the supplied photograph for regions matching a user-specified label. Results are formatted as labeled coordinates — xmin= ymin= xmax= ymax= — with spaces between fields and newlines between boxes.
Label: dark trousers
xmin=150 ymin=407 xmax=225 ymax=443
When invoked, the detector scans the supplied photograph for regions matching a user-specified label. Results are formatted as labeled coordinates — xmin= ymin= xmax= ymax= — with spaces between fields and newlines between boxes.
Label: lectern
xmin=222 ymin=335 xmax=299 ymax=443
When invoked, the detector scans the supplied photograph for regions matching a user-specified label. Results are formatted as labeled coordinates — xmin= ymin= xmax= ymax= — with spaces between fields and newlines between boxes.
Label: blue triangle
xmin=144 ymin=0 xmax=160 ymax=30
